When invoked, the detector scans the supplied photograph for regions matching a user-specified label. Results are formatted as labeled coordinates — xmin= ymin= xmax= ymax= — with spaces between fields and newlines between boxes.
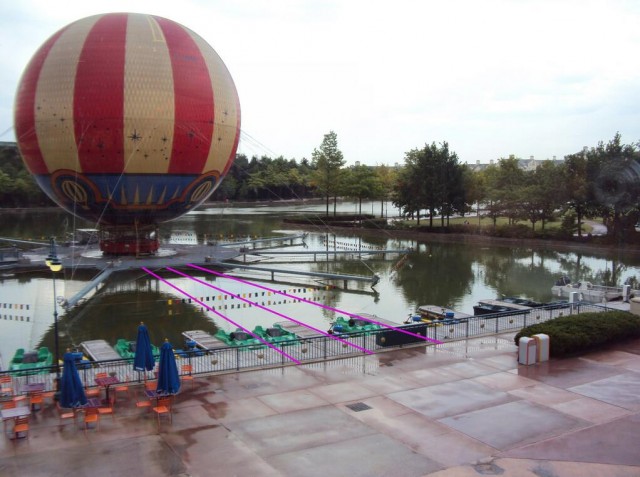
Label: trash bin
xmin=533 ymin=333 xmax=549 ymax=362
xmin=518 ymin=337 xmax=537 ymax=365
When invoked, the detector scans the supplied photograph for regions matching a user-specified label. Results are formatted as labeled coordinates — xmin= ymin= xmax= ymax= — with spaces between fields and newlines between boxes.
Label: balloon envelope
xmin=14 ymin=12 xmax=241 ymax=227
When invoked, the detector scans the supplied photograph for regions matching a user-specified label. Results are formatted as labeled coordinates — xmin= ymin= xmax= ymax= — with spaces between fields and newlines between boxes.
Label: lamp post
xmin=45 ymin=237 xmax=62 ymax=397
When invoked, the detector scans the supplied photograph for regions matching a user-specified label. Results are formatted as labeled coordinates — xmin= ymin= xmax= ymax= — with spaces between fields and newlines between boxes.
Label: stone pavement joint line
xmin=1 ymin=333 xmax=639 ymax=477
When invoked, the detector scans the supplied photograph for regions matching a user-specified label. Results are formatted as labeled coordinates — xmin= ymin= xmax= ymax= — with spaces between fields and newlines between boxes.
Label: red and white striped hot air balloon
xmin=14 ymin=13 xmax=240 ymax=254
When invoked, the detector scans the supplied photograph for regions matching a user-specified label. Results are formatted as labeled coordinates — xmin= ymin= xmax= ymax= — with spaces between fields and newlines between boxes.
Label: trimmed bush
xmin=514 ymin=311 xmax=640 ymax=358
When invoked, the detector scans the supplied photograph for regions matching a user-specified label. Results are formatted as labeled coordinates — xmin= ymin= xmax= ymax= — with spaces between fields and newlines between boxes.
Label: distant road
xmin=584 ymin=220 xmax=607 ymax=236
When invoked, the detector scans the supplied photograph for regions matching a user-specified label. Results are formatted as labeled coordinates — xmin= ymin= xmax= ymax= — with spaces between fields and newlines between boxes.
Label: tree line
xmin=2 ymin=131 xmax=639 ymax=241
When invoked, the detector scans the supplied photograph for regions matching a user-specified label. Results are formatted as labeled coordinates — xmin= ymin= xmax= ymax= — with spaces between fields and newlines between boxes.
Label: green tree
xmin=563 ymin=151 xmax=591 ymax=237
xmin=0 ymin=144 xmax=51 ymax=207
xmin=311 ymin=131 xmax=345 ymax=216
xmin=342 ymin=165 xmax=384 ymax=216
xmin=376 ymin=164 xmax=398 ymax=217
xmin=463 ymin=166 xmax=485 ymax=225
xmin=484 ymin=156 xmax=525 ymax=226
xmin=519 ymin=161 xmax=566 ymax=231
xmin=589 ymin=133 xmax=640 ymax=240
xmin=394 ymin=141 xmax=462 ymax=227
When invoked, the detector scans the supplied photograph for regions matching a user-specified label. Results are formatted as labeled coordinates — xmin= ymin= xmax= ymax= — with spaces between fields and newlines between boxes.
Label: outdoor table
xmin=95 ymin=376 xmax=119 ymax=403
xmin=76 ymin=398 xmax=101 ymax=410
xmin=144 ymin=389 xmax=174 ymax=404
xmin=86 ymin=397 xmax=101 ymax=408
xmin=1 ymin=406 xmax=31 ymax=421
xmin=21 ymin=382 xmax=45 ymax=394
xmin=0 ymin=406 xmax=31 ymax=439
xmin=1 ymin=406 xmax=31 ymax=435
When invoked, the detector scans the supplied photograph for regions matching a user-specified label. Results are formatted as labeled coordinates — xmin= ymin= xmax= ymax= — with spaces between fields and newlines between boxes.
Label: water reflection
xmin=36 ymin=287 xmax=217 ymax=354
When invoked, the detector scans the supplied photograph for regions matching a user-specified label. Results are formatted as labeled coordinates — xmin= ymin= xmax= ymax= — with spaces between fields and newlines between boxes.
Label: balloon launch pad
xmin=14 ymin=13 xmax=241 ymax=255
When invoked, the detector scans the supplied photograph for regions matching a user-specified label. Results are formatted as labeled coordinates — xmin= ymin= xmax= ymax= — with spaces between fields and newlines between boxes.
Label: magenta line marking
xmin=187 ymin=263 xmax=442 ymax=345
xmin=142 ymin=267 xmax=302 ymax=365
xmin=167 ymin=266 xmax=374 ymax=355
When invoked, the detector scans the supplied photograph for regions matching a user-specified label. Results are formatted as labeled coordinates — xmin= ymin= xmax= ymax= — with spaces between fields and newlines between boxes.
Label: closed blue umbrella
xmin=157 ymin=340 xmax=180 ymax=395
xmin=133 ymin=322 xmax=155 ymax=372
xmin=59 ymin=350 xmax=87 ymax=408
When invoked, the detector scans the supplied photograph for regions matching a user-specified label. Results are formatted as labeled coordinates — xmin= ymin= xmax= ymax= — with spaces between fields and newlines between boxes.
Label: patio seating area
xmin=0 ymin=332 xmax=639 ymax=477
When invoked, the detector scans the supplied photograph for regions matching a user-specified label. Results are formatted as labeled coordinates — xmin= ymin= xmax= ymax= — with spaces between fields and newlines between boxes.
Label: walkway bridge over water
xmin=45 ymin=233 xmax=409 ymax=309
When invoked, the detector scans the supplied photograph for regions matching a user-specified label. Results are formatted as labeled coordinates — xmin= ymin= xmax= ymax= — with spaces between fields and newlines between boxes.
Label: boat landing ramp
xmin=182 ymin=330 xmax=228 ymax=350
xmin=81 ymin=339 xmax=120 ymax=361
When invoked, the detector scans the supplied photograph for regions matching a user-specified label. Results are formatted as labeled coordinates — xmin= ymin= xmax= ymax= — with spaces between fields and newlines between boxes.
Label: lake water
xmin=1 ymin=201 xmax=638 ymax=366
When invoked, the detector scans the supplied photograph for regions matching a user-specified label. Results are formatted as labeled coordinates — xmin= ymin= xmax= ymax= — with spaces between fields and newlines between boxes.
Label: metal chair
xmin=2 ymin=400 xmax=16 ymax=433
xmin=114 ymin=375 xmax=130 ymax=401
xmin=0 ymin=375 xmax=13 ymax=396
xmin=152 ymin=397 xmax=172 ymax=427
xmin=98 ymin=395 xmax=116 ymax=420
xmin=42 ymin=391 xmax=56 ymax=404
xmin=29 ymin=392 xmax=44 ymax=412
xmin=13 ymin=416 xmax=29 ymax=439
xmin=135 ymin=389 xmax=152 ymax=412
xmin=56 ymin=402 xmax=76 ymax=426
xmin=181 ymin=364 xmax=195 ymax=389
xmin=85 ymin=386 xmax=101 ymax=398
xmin=83 ymin=407 xmax=100 ymax=433
xmin=86 ymin=372 xmax=107 ymax=398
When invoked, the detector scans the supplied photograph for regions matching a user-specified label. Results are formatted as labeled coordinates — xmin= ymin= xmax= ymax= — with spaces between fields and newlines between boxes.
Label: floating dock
xmin=417 ymin=305 xmax=472 ymax=321
xmin=80 ymin=339 xmax=120 ymax=361
xmin=182 ymin=330 xmax=229 ymax=350
xmin=356 ymin=312 xmax=402 ymax=328
xmin=274 ymin=321 xmax=324 ymax=340
xmin=477 ymin=299 xmax=533 ymax=311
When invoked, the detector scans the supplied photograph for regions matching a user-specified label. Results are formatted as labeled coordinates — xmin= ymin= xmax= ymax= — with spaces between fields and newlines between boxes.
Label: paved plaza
xmin=1 ymin=332 xmax=639 ymax=476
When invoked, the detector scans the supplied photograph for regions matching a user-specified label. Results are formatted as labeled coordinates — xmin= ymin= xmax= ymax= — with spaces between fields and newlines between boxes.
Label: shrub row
xmin=514 ymin=311 xmax=640 ymax=358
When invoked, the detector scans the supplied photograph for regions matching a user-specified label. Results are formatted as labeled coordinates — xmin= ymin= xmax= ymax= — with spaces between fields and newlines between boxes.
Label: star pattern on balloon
xmin=128 ymin=130 xmax=142 ymax=142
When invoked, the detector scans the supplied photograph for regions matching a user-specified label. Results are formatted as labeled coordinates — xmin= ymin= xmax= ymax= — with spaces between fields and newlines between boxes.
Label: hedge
xmin=514 ymin=311 xmax=640 ymax=358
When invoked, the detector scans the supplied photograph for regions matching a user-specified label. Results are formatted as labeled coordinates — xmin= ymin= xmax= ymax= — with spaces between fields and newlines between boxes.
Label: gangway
xmin=80 ymin=339 xmax=120 ymax=361
xmin=210 ymin=261 xmax=380 ymax=289
xmin=215 ymin=233 xmax=308 ymax=250
xmin=64 ymin=268 xmax=113 ymax=308
xmin=182 ymin=330 xmax=228 ymax=350
xmin=248 ymin=248 xmax=410 ymax=261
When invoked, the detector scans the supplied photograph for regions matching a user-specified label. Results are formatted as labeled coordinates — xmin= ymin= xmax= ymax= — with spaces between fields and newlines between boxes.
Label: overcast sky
xmin=1 ymin=0 xmax=639 ymax=166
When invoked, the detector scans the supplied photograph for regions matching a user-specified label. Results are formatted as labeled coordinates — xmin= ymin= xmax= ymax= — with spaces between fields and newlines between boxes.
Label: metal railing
xmin=0 ymin=301 xmax=616 ymax=396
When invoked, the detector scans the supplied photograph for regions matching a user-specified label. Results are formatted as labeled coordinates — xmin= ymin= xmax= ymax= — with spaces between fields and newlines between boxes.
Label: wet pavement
xmin=1 ymin=332 xmax=639 ymax=476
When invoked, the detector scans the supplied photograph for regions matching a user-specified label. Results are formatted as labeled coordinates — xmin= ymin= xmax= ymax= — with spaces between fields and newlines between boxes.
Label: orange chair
xmin=0 ymin=375 xmax=13 ymax=396
xmin=2 ymin=400 xmax=16 ymax=410
xmin=181 ymin=364 xmax=195 ymax=389
xmin=56 ymin=402 xmax=76 ymax=425
xmin=29 ymin=392 xmax=44 ymax=411
xmin=86 ymin=372 xmax=106 ymax=398
xmin=152 ymin=397 xmax=172 ymax=427
xmin=114 ymin=376 xmax=130 ymax=401
xmin=83 ymin=407 xmax=100 ymax=433
xmin=42 ymin=391 xmax=56 ymax=404
xmin=2 ymin=400 xmax=17 ymax=433
xmin=13 ymin=416 xmax=29 ymax=439
xmin=98 ymin=395 xmax=116 ymax=420
xmin=85 ymin=387 xmax=101 ymax=398
xmin=135 ymin=390 xmax=152 ymax=412
xmin=12 ymin=395 xmax=28 ymax=405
